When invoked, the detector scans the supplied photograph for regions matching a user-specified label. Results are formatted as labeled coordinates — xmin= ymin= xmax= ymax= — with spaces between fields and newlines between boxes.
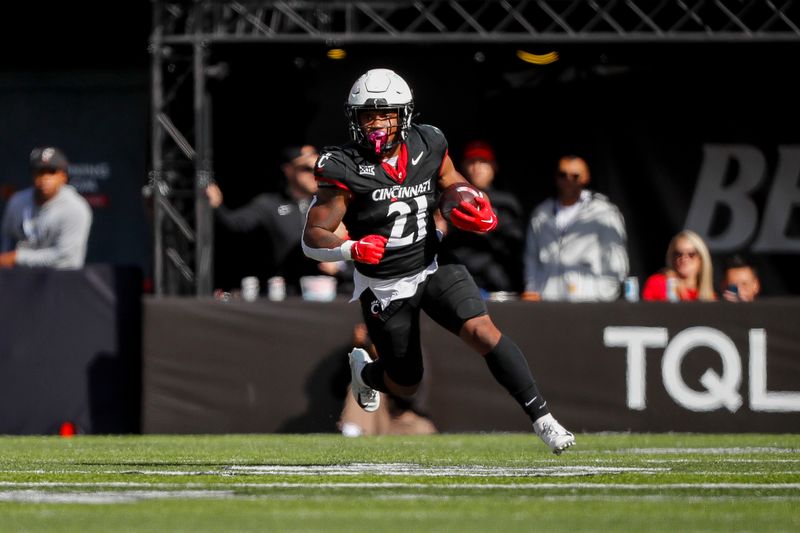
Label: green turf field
xmin=0 ymin=433 xmax=797 ymax=532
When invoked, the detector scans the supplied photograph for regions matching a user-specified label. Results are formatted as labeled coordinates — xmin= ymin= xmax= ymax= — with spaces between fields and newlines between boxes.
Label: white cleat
xmin=533 ymin=413 xmax=575 ymax=455
xmin=348 ymin=348 xmax=380 ymax=413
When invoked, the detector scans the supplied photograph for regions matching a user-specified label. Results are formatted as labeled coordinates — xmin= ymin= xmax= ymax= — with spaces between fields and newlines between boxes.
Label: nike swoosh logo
xmin=481 ymin=216 xmax=494 ymax=224
xmin=524 ymin=396 xmax=538 ymax=407
xmin=411 ymin=152 xmax=424 ymax=165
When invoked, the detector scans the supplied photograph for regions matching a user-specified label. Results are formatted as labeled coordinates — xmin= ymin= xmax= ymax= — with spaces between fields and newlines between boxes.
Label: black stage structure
xmin=148 ymin=0 xmax=800 ymax=296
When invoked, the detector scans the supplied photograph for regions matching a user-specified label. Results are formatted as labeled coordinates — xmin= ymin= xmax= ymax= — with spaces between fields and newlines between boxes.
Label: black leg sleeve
xmin=361 ymin=360 xmax=389 ymax=393
xmin=484 ymin=335 xmax=550 ymax=422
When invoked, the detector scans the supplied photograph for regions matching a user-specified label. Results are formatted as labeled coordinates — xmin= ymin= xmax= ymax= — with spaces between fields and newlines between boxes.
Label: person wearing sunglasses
xmin=642 ymin=229 xmax=717 ymax=301
xmin=205 ymin=144 xmax=344 ymax=296
xmin=0 ymin=147 xmax=92 ymax=270
xmin=522 ymin=154 xmax=629 ymax=301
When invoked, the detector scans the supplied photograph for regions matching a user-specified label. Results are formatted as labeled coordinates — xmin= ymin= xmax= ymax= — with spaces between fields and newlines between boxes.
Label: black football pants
xmin=358 ymin=264 xmax=487 ymax=387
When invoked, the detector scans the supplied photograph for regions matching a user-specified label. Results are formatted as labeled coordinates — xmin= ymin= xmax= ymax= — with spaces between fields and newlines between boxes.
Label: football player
xmin=302 ymin=68 xmax=574 ymax=454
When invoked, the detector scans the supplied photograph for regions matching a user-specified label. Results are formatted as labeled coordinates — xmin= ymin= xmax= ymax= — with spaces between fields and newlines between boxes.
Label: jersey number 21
xmin=386 ymin=196 xmax=428 ymax=249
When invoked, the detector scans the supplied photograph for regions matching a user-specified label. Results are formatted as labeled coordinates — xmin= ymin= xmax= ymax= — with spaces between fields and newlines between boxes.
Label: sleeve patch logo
xmin=317 ymin=153 xmax=332 ymax=168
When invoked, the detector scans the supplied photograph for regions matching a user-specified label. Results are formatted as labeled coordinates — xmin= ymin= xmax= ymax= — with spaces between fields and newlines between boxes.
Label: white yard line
xmin=593 ymin=447 xmax=799 ymax=455
xmin=0 ymin=490 xmax=233 ymax=504
xmin=0 ymin=464 xmax=670 ymax=477
xmin=0 ymin=481 xmax=798 ymax=490
xmin=641 ymin=459 xmax=800 ymax=463
xmin=0 ymin=489 xmax=797 ymax=505
xmin=223 ymin=464 xmax=669 ymax=477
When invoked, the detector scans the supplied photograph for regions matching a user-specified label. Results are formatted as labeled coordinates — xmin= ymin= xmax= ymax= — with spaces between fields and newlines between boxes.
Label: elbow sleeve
xmin=301 ymin=238 xmax=355 ymax=262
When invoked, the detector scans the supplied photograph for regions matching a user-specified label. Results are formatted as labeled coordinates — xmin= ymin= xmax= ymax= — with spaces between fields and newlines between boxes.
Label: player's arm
xmin=303 ymin=188 xmax=348 ymax=250
xmin=438 ymin=153 xmax=498 ymax=233
xmin=437 ymin=153 xmax=469 ymax=189
xmin=302 ymin=188 xmax=387 ymax=265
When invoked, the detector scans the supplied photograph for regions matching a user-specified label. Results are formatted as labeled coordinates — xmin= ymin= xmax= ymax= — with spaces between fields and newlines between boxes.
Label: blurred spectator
xmin=338 ymin=322 xmax=437 ymax=437
xmin=721 ymin=254 xmax=761 ymax=302
xmin=642 ymin=229 xmax=716 ymax=301
xmin=0 ymin=183 xmax=17 ymax=202
xmin=438 ymin=140 xmax=525 ymax=293
xmin=0 ymin=147 xmax=92 ymax=269
xmin=522 ymin=154 xmax=628 ymax=301
xmin=207 ymin=144 xmax=347 ymax=296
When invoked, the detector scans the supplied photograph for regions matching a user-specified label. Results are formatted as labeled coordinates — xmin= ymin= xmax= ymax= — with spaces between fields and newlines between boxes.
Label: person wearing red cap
xmin=438 ymin=140 xmax=525 ymax=294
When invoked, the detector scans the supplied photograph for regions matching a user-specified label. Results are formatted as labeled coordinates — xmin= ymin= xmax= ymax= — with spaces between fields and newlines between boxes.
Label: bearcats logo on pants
xmin=369 ymin=299 xmax=381 ymax=317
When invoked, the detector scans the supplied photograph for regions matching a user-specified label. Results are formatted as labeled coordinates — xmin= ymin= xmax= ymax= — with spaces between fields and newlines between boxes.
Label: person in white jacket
xmin=522 ymin=155 xmax=628 ymax=302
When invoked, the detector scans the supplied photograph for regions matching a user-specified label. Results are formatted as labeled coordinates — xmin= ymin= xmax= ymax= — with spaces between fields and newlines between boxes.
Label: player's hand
xmin=351 ymin=235 xmax=388 ymax=264
xmin=449 ymin=195 xmax=498 ymax=233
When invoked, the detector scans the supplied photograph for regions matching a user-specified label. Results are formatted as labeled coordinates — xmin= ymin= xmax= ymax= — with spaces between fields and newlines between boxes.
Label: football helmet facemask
xmin=344 ymin=68 xmax=414 ymax=155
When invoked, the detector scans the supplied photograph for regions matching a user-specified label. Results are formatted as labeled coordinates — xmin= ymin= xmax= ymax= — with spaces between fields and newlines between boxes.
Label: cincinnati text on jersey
xmin=371 ymin=179 xmax=433 ymax=202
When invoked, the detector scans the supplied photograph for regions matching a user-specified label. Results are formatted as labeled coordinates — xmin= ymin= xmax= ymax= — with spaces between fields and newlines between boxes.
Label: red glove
xmin=449 ymin=195 xmax=498 ymax=233
xmin=350 ymin=235 xmax=388 ymax=264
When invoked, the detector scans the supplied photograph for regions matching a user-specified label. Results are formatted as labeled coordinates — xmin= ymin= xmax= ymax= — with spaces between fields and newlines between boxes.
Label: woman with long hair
xmin=642 ymin=229 xmax=716 ymax=301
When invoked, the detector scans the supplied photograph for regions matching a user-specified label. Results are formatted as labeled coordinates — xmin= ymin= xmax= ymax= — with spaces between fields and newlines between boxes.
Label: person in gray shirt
xmin=0 ymin=147 xmax=92 ymax=269
xmin=522 ymin=154 xmax=628 ymax=301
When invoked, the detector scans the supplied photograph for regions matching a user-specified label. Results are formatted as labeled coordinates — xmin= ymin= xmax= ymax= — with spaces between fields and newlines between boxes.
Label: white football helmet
xmin=344 ymin=68 xmax=414 ymax=154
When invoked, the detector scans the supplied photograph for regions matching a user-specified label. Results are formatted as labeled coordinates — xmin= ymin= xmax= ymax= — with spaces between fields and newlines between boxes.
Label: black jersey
xmin=315 ymin=124 xmax=448 ymax=279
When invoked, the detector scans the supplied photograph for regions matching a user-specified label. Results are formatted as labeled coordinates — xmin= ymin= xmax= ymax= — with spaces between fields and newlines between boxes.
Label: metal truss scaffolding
xmin=149 ymin=0 xmax=800 ymax=295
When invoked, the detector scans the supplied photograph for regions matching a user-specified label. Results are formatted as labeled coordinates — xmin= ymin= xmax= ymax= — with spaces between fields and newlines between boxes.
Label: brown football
xmin=438 ymin=183 xmax=482 ymax=220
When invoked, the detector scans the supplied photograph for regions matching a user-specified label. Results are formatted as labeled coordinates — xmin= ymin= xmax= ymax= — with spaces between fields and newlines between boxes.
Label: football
xmin=438 ymin=183 xmax=482 ymax=220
